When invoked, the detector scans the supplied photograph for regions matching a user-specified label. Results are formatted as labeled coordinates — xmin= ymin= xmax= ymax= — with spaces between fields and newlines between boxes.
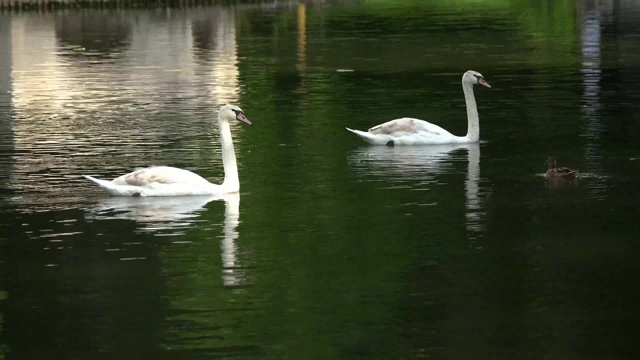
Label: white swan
xmin=346 ymin=70 xmax=491 ymax=145
xmin=84 ymin=104 xmax=252 ymax=197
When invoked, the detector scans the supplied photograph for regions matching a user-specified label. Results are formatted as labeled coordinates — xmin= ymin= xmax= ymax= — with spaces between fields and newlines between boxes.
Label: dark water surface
xmin=1 ymin=1 xmax=640 ymax=359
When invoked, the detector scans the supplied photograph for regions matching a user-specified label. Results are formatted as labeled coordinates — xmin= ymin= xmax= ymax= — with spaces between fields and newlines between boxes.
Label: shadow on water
xmin=54 ymin=14 xmax=132 ymax=61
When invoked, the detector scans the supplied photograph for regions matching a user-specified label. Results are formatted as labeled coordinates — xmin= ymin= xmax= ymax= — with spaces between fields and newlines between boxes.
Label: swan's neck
xmin=462 ymin=82 xmax=480 ymax=142
xmin=219 ymin=120 xmax=240 ymax=192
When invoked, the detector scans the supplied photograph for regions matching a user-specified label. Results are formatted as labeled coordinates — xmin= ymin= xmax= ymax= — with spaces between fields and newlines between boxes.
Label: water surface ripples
xmin=2 ymin=2 xmax=640 ymax=359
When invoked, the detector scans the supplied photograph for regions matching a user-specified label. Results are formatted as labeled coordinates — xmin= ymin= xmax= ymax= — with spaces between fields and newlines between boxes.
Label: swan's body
xmin=346 ymin=70 xmax=491 ymax=145
xmin=84 ymin=104 xmax=252 ymax=197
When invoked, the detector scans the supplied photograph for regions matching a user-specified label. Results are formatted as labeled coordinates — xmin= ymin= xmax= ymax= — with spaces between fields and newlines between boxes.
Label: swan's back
xmin=369 ymin=118 xmax=452 ymax=137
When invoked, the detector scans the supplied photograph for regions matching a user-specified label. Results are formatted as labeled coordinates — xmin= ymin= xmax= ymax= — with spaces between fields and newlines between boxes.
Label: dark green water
xmin=1 ymin=1 xmax=640 ymax=359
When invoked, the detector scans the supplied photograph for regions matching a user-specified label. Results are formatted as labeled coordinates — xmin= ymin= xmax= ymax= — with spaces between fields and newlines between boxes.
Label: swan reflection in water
xmin=86 ymin=192 xmax=244 ymax=286
xmin=218 ymin=192 xmax=244 ymax=286
xmin=348 ymin=143 xmax=485 ymax=233
xmin=86 ymin=195 xmax=220 ymax=231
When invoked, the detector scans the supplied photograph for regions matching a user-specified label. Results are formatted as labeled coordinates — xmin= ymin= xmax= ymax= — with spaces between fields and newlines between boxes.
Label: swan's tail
xmin=84 ymin=175 xmax=134 ymax=196
xmin=84 ymin=175 xmax=111 ymax=188
xmin=345 ymin=127 xmax=385 ymax=145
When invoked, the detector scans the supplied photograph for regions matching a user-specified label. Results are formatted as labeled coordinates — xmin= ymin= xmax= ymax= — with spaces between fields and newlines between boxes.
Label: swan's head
xmin=219 ymin=104 xmax=253 ymax=126
xmin=463 ymin=70 xmax=491 ymax=88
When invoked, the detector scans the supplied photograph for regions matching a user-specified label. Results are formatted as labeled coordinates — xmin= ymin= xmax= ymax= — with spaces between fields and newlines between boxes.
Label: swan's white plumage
xmin=347 ymin=70 xmax=490 ymax=145
xmin=84 ymin=104 xmax=251 ymax=197
xmin=84 ymin=167 xmax=218 ymax=197
xmin=346 ymin=117 xmax=459 ymax=145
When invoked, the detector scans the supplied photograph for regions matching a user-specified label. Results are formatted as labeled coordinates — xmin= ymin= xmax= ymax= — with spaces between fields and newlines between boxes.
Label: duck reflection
xmin=545 ymin=176 xmax=580 ymax=190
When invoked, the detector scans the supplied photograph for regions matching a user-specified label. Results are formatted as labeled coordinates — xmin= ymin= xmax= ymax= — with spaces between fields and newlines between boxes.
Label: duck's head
xmin=463 ymin=70 xmax=491 ymax=88
xmin=219 ymin=104 xmax=252 ymax=126
xmin=546 ymin=157 xmax=557 ymax=168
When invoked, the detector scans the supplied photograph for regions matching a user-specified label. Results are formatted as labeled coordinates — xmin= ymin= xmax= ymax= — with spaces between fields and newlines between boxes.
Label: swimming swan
xmin=84 ymin=104 xmax=252 ymax=197
xmin=346 ymin=70 xmax=490 ymax=145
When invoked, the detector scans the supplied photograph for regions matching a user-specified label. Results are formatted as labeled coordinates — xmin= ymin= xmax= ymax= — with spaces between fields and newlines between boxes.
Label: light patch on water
xmin=120 ymin=257 xmax=147 ymax=261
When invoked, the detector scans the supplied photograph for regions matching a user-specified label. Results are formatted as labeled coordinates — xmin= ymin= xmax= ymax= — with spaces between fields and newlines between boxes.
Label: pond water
xmin=1 ymin=0 xmax=640 ymax=359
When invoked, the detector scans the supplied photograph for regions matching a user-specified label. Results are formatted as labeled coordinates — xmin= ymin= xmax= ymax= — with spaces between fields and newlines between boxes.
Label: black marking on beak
xmin=233 ymin=109 xmax=253 ymax=126
xmin=474 ymin=75 xmax=491 ymax=88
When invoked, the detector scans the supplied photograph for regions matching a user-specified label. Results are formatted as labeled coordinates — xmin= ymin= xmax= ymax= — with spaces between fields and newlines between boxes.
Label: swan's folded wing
xmin=368 ymin=118 xmax=449 ymax=137
xmin=113 ymin=166 xmax=211 ymax=187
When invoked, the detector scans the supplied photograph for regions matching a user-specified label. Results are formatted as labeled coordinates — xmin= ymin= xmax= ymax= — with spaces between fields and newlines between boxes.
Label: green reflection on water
xmin=1 ymin=1 xmax=639 ymax=359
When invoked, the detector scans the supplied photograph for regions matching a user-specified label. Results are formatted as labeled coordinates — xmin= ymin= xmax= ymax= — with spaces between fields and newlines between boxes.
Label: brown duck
xmin=545 ymin=157 xmax=578 ymax=179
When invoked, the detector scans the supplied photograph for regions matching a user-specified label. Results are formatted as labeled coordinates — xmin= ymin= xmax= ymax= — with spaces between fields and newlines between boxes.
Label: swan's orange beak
xmin=478 ymin=78 xmax=491 ymax=88
xmin=236 ymin=112 xmax=253 ymax=126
